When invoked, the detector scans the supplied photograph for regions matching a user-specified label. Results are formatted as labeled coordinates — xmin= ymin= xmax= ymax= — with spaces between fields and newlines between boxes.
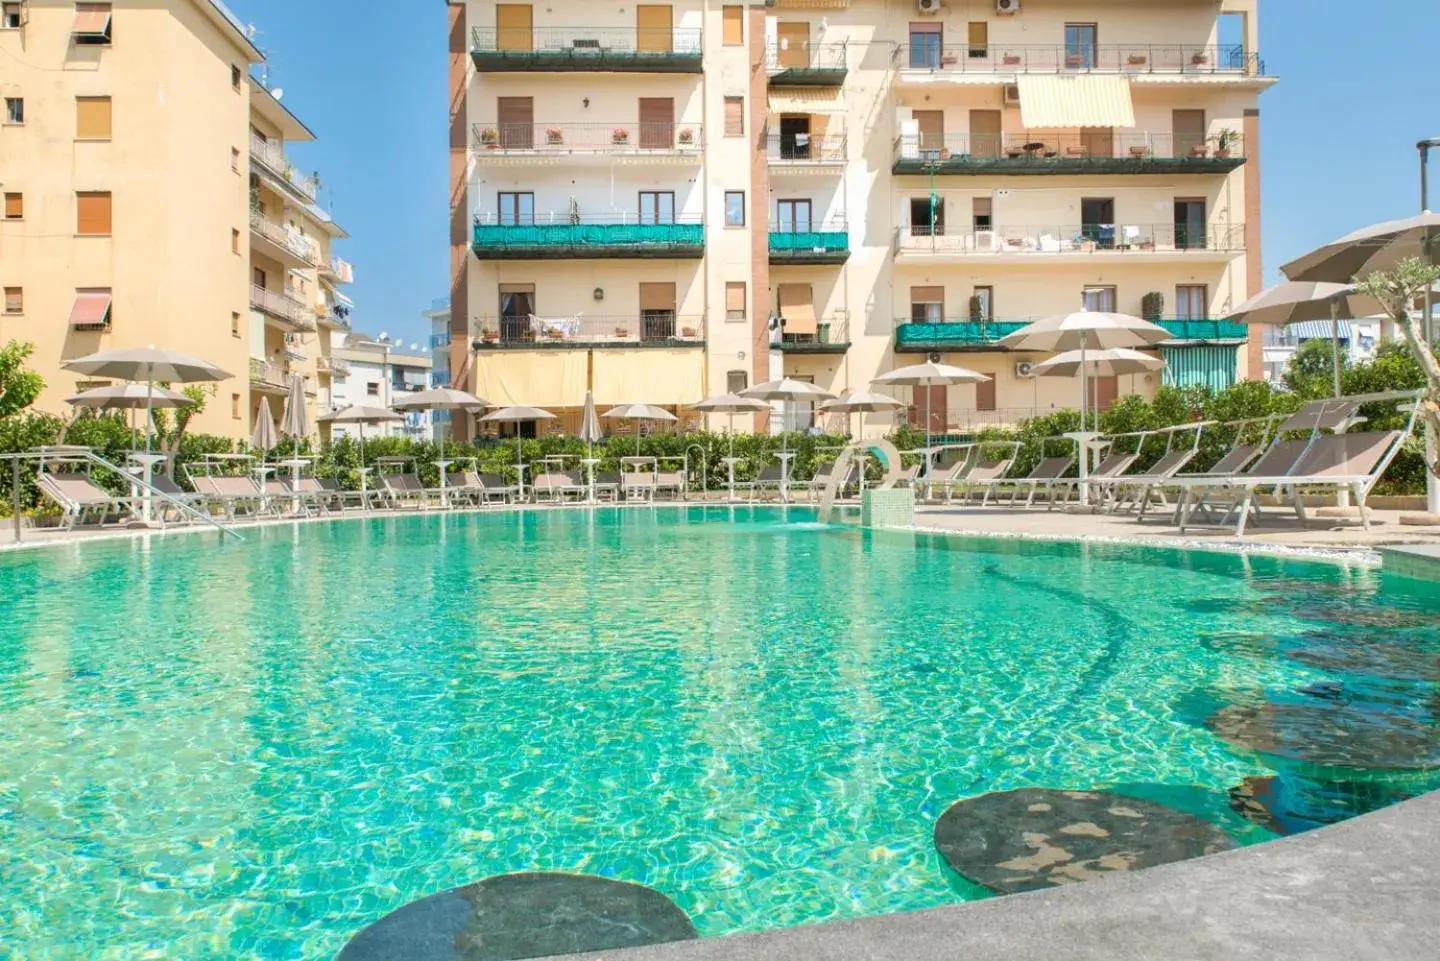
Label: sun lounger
xmin=1046 ymin=449 xmax=1139 ymax=509
xmin=622 ymin=468 xmax=657 ymax=502
xmin=459 ymin=471 xmax=517 ymax=505
xmin=37 ymin=472 xmax=140 ymax=529
xmin=955 ymin=459 xmax=1017 ymax=505
xmin=191 ymin=474 xmax=269 ymax=519
xmin=533 ymin=471 xmax=587 ymax=503
xmin=804 ymin=461 xmax=856 ymax=500
xmin=988 ymin=455 xmax=1075 ymax=507
xmin=593 ymin=471 xmax=621 ymax=502
xmin=655 ymin=469 xmax=686 ymax=500
xmin=1094 ymin=446 xmax=1204 ymax=517
xmin=921 ymin=457 xmax=973 ymax=502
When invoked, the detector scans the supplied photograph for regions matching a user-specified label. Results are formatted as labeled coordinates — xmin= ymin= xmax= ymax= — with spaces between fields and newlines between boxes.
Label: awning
xmin=1016 ymin=75 xmax=1135 ymax=128
xmin=1288 ymin=320 xmax=1353 ymax=341
xmin=592 ymin=350 xmax=703 ymax=406
xmin=331 ymin=291 xmax=355 ymax=309
xmin=768 ymin=88 xmax=847 ymax=114
xmin=68 ymin=290 xmax=112 ymax=328
xmin=472 ymin=351 xmax=587 ymax=408
xmin=73 ymin=4 xmax=112 ymax=37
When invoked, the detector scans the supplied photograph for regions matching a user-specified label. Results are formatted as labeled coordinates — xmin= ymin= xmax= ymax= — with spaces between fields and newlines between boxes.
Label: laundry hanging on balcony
xmin=1015 ymin=75 xmax=1135 ymax=128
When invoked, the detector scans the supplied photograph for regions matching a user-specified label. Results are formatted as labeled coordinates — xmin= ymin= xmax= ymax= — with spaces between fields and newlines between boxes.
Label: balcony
xmin=473 ymin=122 xmax=703 ymax=163
xmin=471 ymin=26 xmax=703 ymax=73
xmin=895 ymin=43 xmax=1264 ymax=80
xmin=894 ymin=317 xmax=1248 ymax=352
xmin=249 ymin=133 xmax=318 ymax=203
xmin=250 ymin=209 xmax=319 ymax=268
xmin=767 ymin=42 xmax=848 ymax=86
xmin=776 ymin=314 xmax=849 ymax=354
xmin=249 ymin=358 xmax=293 ymax=393
xmin=894 ymin=224 xmax=1247 ymax=263
xmin=472 ymin=217 xmax=704 ymax=260
xmin=250 ymin=284 xmax=317 ymax=332
xmin=317 ymin=355 xmax=351 ymax=376
xmin=767 ymin=134 xmax=846 ymax=171
xmin=769 ymin=224 xmax=850 ymax=265
xmin=320 ymin=256 xmax=355 ymax=285
xmin=892 ymin=131 xmax=1245 ymax=176
xmin=429 ymin=333 xmax=452 ymax=349
xmin=474 ymin=314 xmax=705 ymax=349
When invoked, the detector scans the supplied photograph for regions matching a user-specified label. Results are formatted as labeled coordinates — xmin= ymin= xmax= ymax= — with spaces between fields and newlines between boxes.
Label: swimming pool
xmin=1 ymin=507 xmax=1438 ymax=959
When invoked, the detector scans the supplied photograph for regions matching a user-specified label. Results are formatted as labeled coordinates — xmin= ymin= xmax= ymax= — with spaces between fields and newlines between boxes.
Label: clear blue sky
xmin=230 ymin=0 xmax=1438 ymax=342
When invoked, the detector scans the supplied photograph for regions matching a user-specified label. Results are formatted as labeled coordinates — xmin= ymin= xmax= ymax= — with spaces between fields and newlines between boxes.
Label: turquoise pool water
xmin=2 ymin=507 xmax=1439 ymax=959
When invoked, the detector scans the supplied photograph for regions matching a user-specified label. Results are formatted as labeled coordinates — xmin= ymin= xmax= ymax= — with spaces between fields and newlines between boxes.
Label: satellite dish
xmin=271 ymin=88 xmax=284 ymax=101
xmin=378 ymin=330 xmax=389 ymax=342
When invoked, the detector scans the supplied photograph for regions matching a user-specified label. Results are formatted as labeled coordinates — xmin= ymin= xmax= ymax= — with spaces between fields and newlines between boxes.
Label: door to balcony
xmin=910 ymin=197 xmax=944 ymax=237
xmin=777 ymin=22 xmax=809 ymax=69
xmin=969 ymin=110 xmax=1001 ymax=159
xmin=497 ymin=96 xmax=534 ymax=148
xmin=638 ymin=97 xmax=675 ymax=149
xmin=915 ymin=110 xmax=944 ymax=160
xmin=1064 ymin=23 xmax=1098 ymax=69
xmin=1173 ymin=110 xmax=1207 ymax=158
xmin=636 ymin=5 xmax=672 ymax=54
xmin=496 ymin=4 xmax=533 ymax=51
xmin=500 ymin=284 xmax=535 ymax=342
xmin=1081 ymin=197 xmax=1116 ymax=247
xmin=639 ymin=282 xmax=676 ymax=341
xmin=1175 ymin=199 xmax=1207 ymax=249
xmin=777 ymin=199 xmax=813 ymax=234
xmin=639 ymin=191 xmax=676 ymax=225
xmin=910 ymin=286 xmax=944 ymax=322
xmin=779 ymin=115 xmax=812 ymax=159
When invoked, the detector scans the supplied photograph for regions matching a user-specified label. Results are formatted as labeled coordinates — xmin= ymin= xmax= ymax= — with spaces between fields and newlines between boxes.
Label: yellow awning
xmin=472 ymin=351 xmax=587 ymax=408
xmin=1016 ymin=75 xmax=1135 ymax=128
xmin=768 ymin=88 xmax=847 ymax=114
xmin=591 ymin=350 xmax=704 ymax=406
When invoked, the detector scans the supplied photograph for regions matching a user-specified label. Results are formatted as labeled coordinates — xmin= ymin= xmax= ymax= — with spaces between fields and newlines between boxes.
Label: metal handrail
xmin=473 ymin=121 xmax=704 ymax=153
xmin=683 ymin=443 xmax=707 ymax=496
xmin=897 ymin=43 xmax=1262 ymax=76
xmin=3 ymin=447 xmax=243 ymax=542
xmin=893 ymin=131 xmax=1244 ymax=163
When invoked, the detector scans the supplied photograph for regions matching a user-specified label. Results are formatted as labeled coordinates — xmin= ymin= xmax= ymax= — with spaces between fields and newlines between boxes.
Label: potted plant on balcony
xmin=479 ymin=127 xmax=499 ymax=148
xmin=681 ymin=324 xmax=699 ymax=339
xmin=612 ymin=127 xmax=630 ymax=145
xmin=1141 ymin=291 xmax=1165 ymax=322
xmin=677 ymin=128 xmax=695 ymax=145
xmin=1190 ymin=50 xmax=1210 ymax=66
xmin=482 ymin=327 xmax=499 ymax=343
xmin=545 ymin=127 xmax=564 ymax=145
xmin=1001 ymin=51 xmax=1022 ymax=66
xmin=1127 ymin=52 xmax=1148 ymax=67
xmin=1211 ymin=128 xmax=1238 ymax=159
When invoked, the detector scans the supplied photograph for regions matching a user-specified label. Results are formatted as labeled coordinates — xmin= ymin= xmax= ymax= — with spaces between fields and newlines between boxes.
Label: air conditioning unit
xmin=1015 ymin=361 xmax=1036 ymax=378
xmin=916 ymin=0 xmax=942 ymax=15
xmin=1003 ymin=84 xmax=1021 ymax=105
xmin=996 ymin=0 xmax=1021 ymax=15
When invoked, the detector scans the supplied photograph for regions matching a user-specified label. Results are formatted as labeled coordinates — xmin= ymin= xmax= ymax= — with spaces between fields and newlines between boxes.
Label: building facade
xmin=426 ymin=299 xmax=453 ymax=440
xmin=0 ymin=0 xmax=356 ymax=441
xmin=328 ymin=333 xmax=434 ymax=440
xmin=447 ymin=0 xmax=1270 ymax=439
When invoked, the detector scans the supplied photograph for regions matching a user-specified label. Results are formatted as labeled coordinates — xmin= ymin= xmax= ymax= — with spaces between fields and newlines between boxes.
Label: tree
xmin=0 ymin=341 xmax=44 ymax=419
xmin=151 ymin=384 xmax=213 ymax=478
xmin=1283 ymin=336 xmax=1348 ymax=399
xmin=1354 ymin=257 xmax=1440 ymax=486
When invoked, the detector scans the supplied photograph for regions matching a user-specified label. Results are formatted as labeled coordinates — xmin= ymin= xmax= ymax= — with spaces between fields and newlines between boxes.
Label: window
xmin=4 ymin=98 xmax=23 ymax=124
xmin=909 ymin=22 xmax=942 ymax=69
xmin=910 ymin=196 xmax=942 ymax=236
xmin=73 ymin=3 xmax=112 ymax=45
xmin=726 ymin=370 xmax=748 ymax=394
xmin=253 ymin=266 xmax=267 ymax=288
xmin=1175 ymin=199 xmax=1207 ymax=249
xmin=638 ymin=191 xmax=675 ymax=225
xmin=972 ymin=286 xmax=994 ymax=321
xmin=1080 ymin=197 xmax=1116 ymax=247
xmin=231 ymin=311 xmax=241 ymax=337
xmin=231 ymin=65 xmax=242 ymax=91
xmin=724 ymin=191 xmax=745 ymax=226
xmin=497 ymin=191 xmax=534 ymax=226
xmin=967 ymin=22 xmax=988 ymax=58
xmin=776 ymin=198 xmax=812 ymax=233
xmin=76 ymin=191 xmax=112 ymax=235
xmin=1082 ymin=286 xmax=1117 ymax=312
xmin=723 ymin=97 xmax=743 ymax=137
xmin=910 ymin=286 xmax=943 ymax=323
xmin=3 ymin=287 xmax=21 ymax=314
xmin=1176 ymin=285 xmax=1208 ymax=320
xmin=231 ymin=393 xmax=240 ymax=419
xmin=722 ymin=5 xmax=742 ymax=45
xmin=231 ymin=228 xmax=240 ymax=254
xmin=975 ymin=375 xmax=997 ymax=412
xmin=366 ymin=383 xmax=379 ymax=397
xmin=2 ymin=4 xmax=21 ymax=29
xmin=972 ymin=197 xmax=992 ymax=230
xmin=3 ymin=192 xmax=21 ymax=220
xmin=499 ymin=283 xmax=535 ymax=342
xmin=75 ymin=96 xmax=112 ymax=139
xmin=1064 ymin=24 xmax=1098 ymax=69
xmin=231 ymin=147 xmax=240 ymax=172
xmin=725 ymin=282 xmax=746 ymax=321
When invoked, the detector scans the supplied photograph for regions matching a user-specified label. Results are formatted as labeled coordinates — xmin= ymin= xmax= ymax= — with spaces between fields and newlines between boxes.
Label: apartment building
xmin=448 ymin=0 xmax=1270 ymax=438
xmin=426 ymin=298 xmax=454 ymax=440
xmin=0 ymin=0 xmax=356 ymax=441
xmin=328 ymin=333 xmax=433 ymax=440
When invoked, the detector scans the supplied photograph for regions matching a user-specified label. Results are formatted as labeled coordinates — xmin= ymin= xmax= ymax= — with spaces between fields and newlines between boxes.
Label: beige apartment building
xmin=448 ymin=0 xmax=1271 ymax=439
xmin=0 ymin=0 xmax=355 ymax=441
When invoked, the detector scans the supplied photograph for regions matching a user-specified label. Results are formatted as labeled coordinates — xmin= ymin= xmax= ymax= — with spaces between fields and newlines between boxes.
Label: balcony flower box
xmin=1001 ymin=53 xmax=1021 ymax=65
xmin=941 ymin=54 xmax=959 ymax=65
xmin=1127 ymin=54 xmax=1148 ymax=66
xmin=1191 ymin=52 xmax=1210 ymax=66
xmin=482 ymin=329 xmax=499 ymax=343
xmin=614 ymin=325 xmax=631 ymax=338
xmin=1129 ymin=145 xmax=1151 ymax=158
xmin=1190 ymin=143 xmax=1209 ymax=159
xmin=677 ymin=128 xmax=695 ymax=145
xmin=545 ymin=128 xmax=565 ymax=144
xmin=1065 ymin=55 xmax=1084 ymax=68
xmin=479 ymin=128 xmax=499 ymax=146
xmin=681 ymin=326 xmax=698 ymax=339
xmin=612 ymin=128 xmax=630 ymax=144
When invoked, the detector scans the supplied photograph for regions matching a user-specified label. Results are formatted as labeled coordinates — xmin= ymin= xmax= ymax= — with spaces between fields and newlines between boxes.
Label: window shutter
xmin=636 ymin=4 xmax=673 ymax=53
xmin=76 ymin=191 xmax=112 ymax=235
xmin=910 ymin=286 xmax=945 ymax=304
xmin=722 ymin=5 xmax=742 ymax=45
xmin=777 ymin=284 xmax=816 ymax=335
xmin=3 ymin=193 xmax=21 ymax=219
xmin=76 ymin=96 xmax=112 ymax=139
xmin=724 ymin=97 xmax=743 ymax=137
xmin=725 ymin=282 xmax=746 ymax=314
xmin=638 ymin=283 xmax=675 ymax=311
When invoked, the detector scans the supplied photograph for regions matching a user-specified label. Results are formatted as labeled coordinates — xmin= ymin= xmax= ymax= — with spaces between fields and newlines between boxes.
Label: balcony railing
xmin=766 ymin=134 xmax=847 ymax=165
xmin=894 ymin=317 xmax=1247 ymax=352
xmin=897 ymin=43 xmax=1262 ymax=76
xmin=473 ymin=122 xmax=703 ymax=156
xmin=766 ymin=42 xmax=848 ymax=84
xmin=325 ymin=256 xmax=355 ymax=284
xmin=769 ymin=224 xmax=850 ymax=264
xmin=471 ymin=26 xmax=703 ymax=73
xmin=249 ymin=209 xmax=319 ymax=265
xmin=248 ymin=358 xmax=291 ymax=390
xmin=317 ymin=355 xmax=351 ymax=375
xmin=249 ymin=133 xmax=318 ymax=202
xmin=475 ymin=314 xmax=705 ymax=348
xmin=472 ymin=216 xmax=705 ymax=260
xmin=250 ymin=284 xmax=317 ymax=331
xmin=897 ymin=407 xmax=1079 ymax=433
xmin=895 ymin=224 xmax=1247 ymax=257
xmin=893 ymin=131 xmax=1244 ymax=175
xmin=429 ymin=333 xmax=452 ymax=349
xmin=776 ymin=313 xmax=849 ymax=353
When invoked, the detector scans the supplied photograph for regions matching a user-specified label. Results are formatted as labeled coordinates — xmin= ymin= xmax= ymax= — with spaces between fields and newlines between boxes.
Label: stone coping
xmin=1379 ymin=545 xmax=1440 ymax=582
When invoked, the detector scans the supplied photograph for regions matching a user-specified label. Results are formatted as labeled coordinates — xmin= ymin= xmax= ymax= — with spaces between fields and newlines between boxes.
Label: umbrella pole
xmin=359 ymin=423 xmax=368 ymax=510
xmin=728 ymin=413 xmax=736 ymax=502
xmin=1329 ymin=300 xmax=1343 ymax=400
xmin=144 ymin=363 xmax=154 ymax=453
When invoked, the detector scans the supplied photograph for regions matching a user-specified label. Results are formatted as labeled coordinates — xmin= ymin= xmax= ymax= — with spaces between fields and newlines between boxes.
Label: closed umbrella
xmin=692 ymin=392 xmax=770 ymax=500
xmin=64 ymin=384 xmax=194 ymax=449
xmin=872 ymin=362 xmax=988 ymax=474
xmin=62 ymin=347 xmax=231 ymax=452
xmin=740 ymin=379 xmax=836 ymax=501
xmin=481 ymin=405 xmax=557 ymax=498
xmin=319 ymin=405 xmax=404 ymax=505
xmin=392 ymin=387 xmax=490 ymax=499
xmin=251 ymin=396 xmax=279 ymax=454
xmin=578 ymin=390 xmax=603 ymax=502
xmin=602 ymin=403 xmax=678 ymax=456
xmin=1226 ymin=281 xmax=1385 ymax=399
xmin=280 ymin=373 xmax=311 ymax=440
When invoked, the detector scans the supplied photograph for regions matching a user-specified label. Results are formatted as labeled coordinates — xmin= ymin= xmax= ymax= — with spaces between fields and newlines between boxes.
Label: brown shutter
xmin=910 ymin=22 xmax=943 ymax=35
xmin=968 ymin=109 xmax=1001 ymax=158
xmin=496 ymin=97 xmax=533 ymax=148
xmin=76 ymin=97 xmax=112 ymax=140
xmin=636 ymin=5 xmax=673 ymax=53
xmin=776 ymin=22 xmax=809 ymax=68
xmin=975 ymin=377 xmax=997 ymax=412
xmin=722 ymin=5 xmax=743 ymax=45
xmin=777 ymin=284 xmax=816 ymax=336
xmin=1172 ymin=109 xmax=1207 ymax=158
xmin=638 ymin=97 xmax=674 ymax=149
xmin=1091 ymin=376 xmax=1119 ymax=411
xmin=910 ymin=286 xmax=945 ymax=305
xmin=76 ymin=192 xmax=112 ymax=235
xmin=725 ymin=282 xmax=746 ymax=315
xmin=972 ymin=198 xmax=993 ymax=219
xmin=967 ymin=22 xmax=988 ymax=50
xmin=3 ymin=193 xmax=21 ymax=219
xmin=915 ymin=110 xmax=944 ymax=152
xmin=724 ymin=97 xmax=743 ymax=137
xmin=495 ymin=4 xmax=533 ymax=51
xmin=639 ymin=282 xmax=676 ymax=311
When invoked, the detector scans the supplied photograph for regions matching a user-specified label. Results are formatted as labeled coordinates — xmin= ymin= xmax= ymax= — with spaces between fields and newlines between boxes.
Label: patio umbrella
xmin=62 ymin=347 xmax=231 ymax=452
xmin=64 ymin=383 xmax=194 ymax=449
xmin=740 ymin=379 xmax=836 ymax=500
xmin=319 ymin=404 xmax=404 ymax=503
xmin=578 ymin=390 xmax=603 ymax=502
xmin=1032 ymin=348 xmax=1166 ymax=425
xmin=280 ymin=373 xmax=311 ymax=441
xmin=691 ymin=392 xmax=770 ymax=499
xmin=392 ymin=387 xmax=490 ymax=496
xmin=1280 ymin=211 xmax=1440 ymax=283
xmin=872 ymin=362 xmax=988 ymax=472
xmin=481 ymin=405 xmax=557 ymax=497
xmin=1225 ymin=281 xmax=1384 ymax=399
xmin=602 ymin=403 xmax=678 ymax=456
xmin=817 ymin=390 xmax=906 ymax=438
xmin=251 ymin=396 xmax=278 ymax=455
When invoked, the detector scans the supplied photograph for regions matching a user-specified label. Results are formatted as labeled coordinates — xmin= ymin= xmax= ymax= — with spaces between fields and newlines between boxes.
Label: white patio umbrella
xmin=1225 ymin=281 xmax=1385 ymax=399
xmin=280 ymin=373 xmax=311 ymax=441
xmin=319 ymin=405 xmax=404 ymax=504
xmin=392 ymin=387 xmax=490 ymax=499
xmin=1032 ymin=348 xmax=1167 ymax=424
xmin=251 ymin=396 xmax=279 ymax=455
xmin=481 ymin=405 xmax=557 ymax=497
xmin=578 ymin=390 xmax=603 ymax=502
xmin=818 ymin=390 xmax=907 ymax=438
xmin=692 ymin=392 xmax=771 ymax=500
xmin=62 ymin=347 xmax=231 ymax=452
xmin=1280 ymin=211 xmax=1440 ymax=283
xmin=64 ymin=384 xmax=194 ymax=449
xmin=602 ymin=403 xmax=678 ymax=456
xmin=872 ymin=362 xmax=989 ymax=472
xmin=740 ymin=378 xmax=836 ymax=500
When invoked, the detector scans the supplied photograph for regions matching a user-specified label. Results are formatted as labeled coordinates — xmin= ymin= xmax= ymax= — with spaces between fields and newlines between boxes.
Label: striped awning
xmin=1287 ymin=319 xmax=1353 ymax=341
xmin=768 ymin=88 xmax=847 ymax=114
xmin=1162 ymin=345 xmax=1239 ymax=392
xmin=1016 ymin=75 xmax=1135 ymax=128
xmin=68 ymin=290 xmax=112 ymax=328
